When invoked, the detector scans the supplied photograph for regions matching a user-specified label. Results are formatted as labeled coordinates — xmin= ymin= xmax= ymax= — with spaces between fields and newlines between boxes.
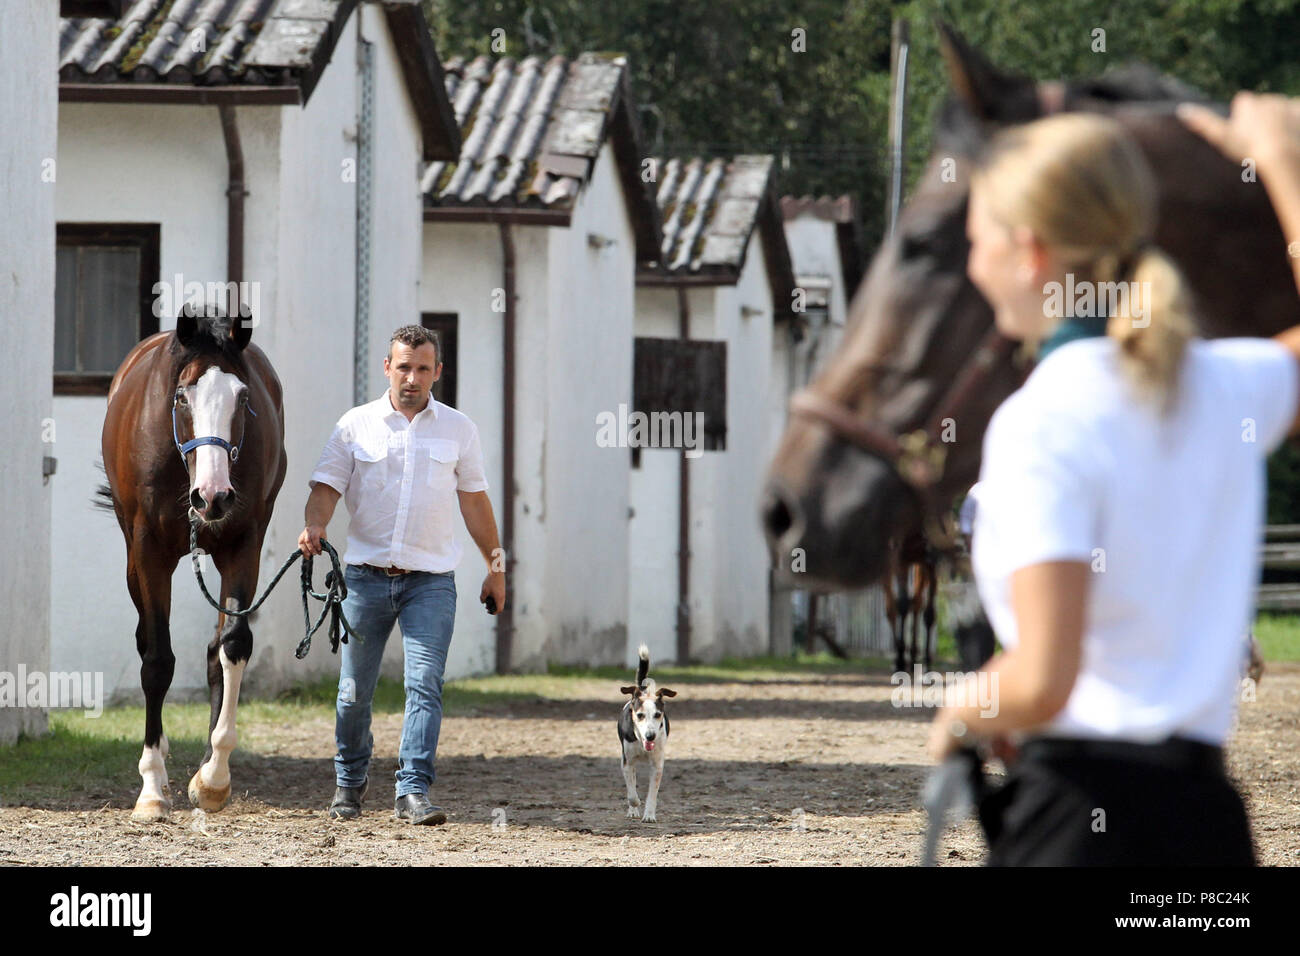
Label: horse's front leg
xmin=127 ymin=540 xmax=176 ymax=822
xmin=189 ymin=538 xmax=258 ymax=812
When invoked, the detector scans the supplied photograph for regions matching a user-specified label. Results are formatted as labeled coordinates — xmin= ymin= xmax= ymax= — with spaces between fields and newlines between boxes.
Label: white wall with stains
xmin=0 ymin=0 xmax=59 ymax=744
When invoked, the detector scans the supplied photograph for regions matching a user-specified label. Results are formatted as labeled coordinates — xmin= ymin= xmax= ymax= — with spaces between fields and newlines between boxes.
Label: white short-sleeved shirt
xmin=972 ymin=336 xmax=1297 ymax=745
xmin=308 ymin=390 xmax=489 ymax=573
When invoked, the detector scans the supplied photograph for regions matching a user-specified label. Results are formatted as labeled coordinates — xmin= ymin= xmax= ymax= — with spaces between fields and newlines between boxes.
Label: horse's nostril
xmin=190 ymin=489 xmax=206 ymax=512
xmin=764 ymin=492 xmax=795 ymax=540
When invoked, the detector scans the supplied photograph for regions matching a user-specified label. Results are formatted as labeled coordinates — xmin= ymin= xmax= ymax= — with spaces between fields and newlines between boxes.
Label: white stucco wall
xmin=419 ymin=220 xmax=514 ymax=678
xmin=1 ymin=0 xmax=58 ymax=744
xmin=630 ymin=236 xmax=776 ymax=663
xmin=696 ymin=243 xmax=774 ymax=660
xmin=533 ymin=141 xmax=636 ymax=669
xmin=628 ymin=286 xmax=691 ymax=665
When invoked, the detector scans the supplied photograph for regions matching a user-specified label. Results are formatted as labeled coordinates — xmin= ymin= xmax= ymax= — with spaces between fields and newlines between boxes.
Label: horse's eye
xmin=899 ymin=232 xmax=933 ymax=261
xmin=175 ymin=391 xmax=187 ymax=406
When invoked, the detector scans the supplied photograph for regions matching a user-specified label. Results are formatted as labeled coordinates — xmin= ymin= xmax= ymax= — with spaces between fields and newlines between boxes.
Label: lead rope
xmin=187 ymin=512 xmax=364 ymax=659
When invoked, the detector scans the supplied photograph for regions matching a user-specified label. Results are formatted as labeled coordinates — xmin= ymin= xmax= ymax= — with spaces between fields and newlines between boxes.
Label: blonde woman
xmin=927 ymin=92 xmax=1300 ymax=865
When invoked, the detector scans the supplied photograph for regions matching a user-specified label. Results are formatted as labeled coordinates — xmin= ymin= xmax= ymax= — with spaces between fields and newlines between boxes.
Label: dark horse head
xmin=100 ymin=299 xmax=286 ymax=539
xmin=762 ymin=24 xmax=1300 ymax=591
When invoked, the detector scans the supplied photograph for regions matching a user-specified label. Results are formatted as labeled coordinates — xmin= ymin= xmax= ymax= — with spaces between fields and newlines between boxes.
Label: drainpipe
xmin=218 ymin=106 xmax=245 ymax=309
xmin=353 ymin=32 xmax=375 ymax=406
xmin=676 ymin=286 xmax=692 ymax=663
xmin=497 ymin=223 xmax=517 ymax=673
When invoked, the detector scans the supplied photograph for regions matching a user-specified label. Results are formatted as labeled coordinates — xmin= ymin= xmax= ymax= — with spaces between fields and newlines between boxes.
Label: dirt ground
xmin=2 ymin=662 xmax=1298 ymax=866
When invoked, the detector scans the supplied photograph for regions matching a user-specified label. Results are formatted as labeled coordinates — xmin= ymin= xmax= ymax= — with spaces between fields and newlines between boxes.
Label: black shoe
xmin=327 ymin=777 xmax=369 ymax=820
xmin=394 ymin=793 xmax=447 ymax=826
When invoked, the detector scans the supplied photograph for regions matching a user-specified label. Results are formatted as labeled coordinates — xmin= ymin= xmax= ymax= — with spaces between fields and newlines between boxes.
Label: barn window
xmin=632 ymin=337 xmax=727 ymax=452
xmin=54 ymin=223 xmax=160 ymax=396
xmin=421 ymin=312 xmax=458 ymax=407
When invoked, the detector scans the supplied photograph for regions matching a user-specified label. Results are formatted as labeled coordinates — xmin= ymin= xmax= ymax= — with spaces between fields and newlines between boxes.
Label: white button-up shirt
xmin=309 ymin=390 xmax=489 ymax=573
xmin=973 ymin=336 xmax=1297 ymax=745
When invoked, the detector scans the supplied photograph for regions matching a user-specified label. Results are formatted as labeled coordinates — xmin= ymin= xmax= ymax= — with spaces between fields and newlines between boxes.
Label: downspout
xmin=676 ymin=285 xmax=692 ymax=663
xmin=353 ymin=28 xmax=375 ymax=406
xmin=218 ymin=106 xmax=245 ymax=309
xmin=497 ymin=223 xmax=517 ymax=673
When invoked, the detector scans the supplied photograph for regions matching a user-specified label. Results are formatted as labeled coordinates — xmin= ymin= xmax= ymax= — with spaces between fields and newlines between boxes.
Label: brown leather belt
xmin=367 ymin=564 xmax=412 ymax=576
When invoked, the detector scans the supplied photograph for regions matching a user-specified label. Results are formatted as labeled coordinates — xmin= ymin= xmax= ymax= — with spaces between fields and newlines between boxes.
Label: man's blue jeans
xmin=334 ymin=564 xmax=456 ymax=798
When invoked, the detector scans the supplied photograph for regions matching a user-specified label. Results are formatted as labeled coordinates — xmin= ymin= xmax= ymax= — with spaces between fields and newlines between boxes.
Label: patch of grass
xmin=548 ymin=652 xmax=884 ymax=684
xmin=1254 ymin=612 xmax=1300 ymax=661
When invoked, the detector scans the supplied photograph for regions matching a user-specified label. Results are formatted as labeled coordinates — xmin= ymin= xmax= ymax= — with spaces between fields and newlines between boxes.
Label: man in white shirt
xmin=298 ymin=325 xmax=506 ymax=825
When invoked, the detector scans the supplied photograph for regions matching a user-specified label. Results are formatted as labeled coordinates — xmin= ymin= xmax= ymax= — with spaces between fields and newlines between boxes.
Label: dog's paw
xmin=641 ymin=808 xmax=657 ymax=823
xmin=626 ymin=804 xmax=641 ymax=818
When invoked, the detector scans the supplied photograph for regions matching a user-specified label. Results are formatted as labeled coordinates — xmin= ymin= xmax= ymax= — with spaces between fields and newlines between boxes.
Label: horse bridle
xmin=172 ymin=386 xmax=256 ymax=465
xmin=787 ymin=325 xmax=1024 ymax=543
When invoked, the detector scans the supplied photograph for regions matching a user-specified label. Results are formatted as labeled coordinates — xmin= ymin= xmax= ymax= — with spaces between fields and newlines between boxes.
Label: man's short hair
xmin=389 ymin=325 xmax=440 ymax=364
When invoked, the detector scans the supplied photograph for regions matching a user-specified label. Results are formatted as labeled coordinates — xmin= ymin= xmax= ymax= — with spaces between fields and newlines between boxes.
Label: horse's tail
xmin=91 ymin=458 xmax=115 ymax=513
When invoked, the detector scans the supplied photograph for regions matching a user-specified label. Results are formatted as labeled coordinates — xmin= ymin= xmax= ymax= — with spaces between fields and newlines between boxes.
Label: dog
xmin=619 ymin=644 xmax=677 ymax=822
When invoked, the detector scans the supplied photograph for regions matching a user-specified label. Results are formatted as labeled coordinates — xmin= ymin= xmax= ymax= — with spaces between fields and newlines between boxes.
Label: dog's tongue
xmin=645 ymin=740 xmax=655 ymax=751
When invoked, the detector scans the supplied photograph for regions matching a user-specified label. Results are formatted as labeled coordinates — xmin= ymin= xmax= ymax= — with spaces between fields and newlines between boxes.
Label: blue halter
xmin=172 ymin=393 xmax=256 ymax=465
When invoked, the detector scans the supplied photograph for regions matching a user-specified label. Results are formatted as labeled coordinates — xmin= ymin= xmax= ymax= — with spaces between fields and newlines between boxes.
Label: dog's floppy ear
xmin=657 ymin=688 xmax=677 ymax=698
xmin=620 ymin=685 xmax=639 ymax=696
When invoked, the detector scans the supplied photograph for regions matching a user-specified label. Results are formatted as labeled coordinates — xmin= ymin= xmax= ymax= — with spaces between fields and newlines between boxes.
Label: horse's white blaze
xmin=189 ymin=366 xmax=243 ymax=509
xmin=135 ymin=733 xmax=170 ymax=813
xmin=199 ymin=645 xmax=244 ymax=791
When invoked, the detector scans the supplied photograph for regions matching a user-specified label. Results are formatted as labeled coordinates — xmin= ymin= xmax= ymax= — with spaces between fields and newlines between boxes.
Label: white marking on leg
xmin=623 ymin=748 xmax=641 ymax=818
xmin=200 ymin=645 xmax=244 ymax=792
xmin=133 ymin=735 xmax=171 ymax=820
xmin=643 ymin=747 xmax=665 ymax=822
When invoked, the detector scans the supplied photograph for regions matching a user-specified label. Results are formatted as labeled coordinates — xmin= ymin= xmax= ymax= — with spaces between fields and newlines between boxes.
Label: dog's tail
xmin=636 ymin=643 xmax=650 ymax=688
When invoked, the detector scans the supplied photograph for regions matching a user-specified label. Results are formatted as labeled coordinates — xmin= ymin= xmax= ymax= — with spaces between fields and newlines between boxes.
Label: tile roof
xmin=58 ymin=0 xmax=459 ymax=160
xmin=640 ymin=154 xmax=796 ymax=318
xmin=653 ymin=155 xmax=775 ymax=274
xmin=422 ymin=51 xmax=661 ymax=261
xmin=59 ymin=0 xmax=350 ymax=92
xmin=780 ymin=194 xmax=856 ymax=223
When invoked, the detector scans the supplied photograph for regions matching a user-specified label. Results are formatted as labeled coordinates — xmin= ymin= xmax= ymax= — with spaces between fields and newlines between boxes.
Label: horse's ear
xmin=231 ymin=311 xmax=253 ymax=352
xmin=175 ymin=302 xmax=201 ymax=347
xmin=934 ymin=20 xmax=1033 ymax=123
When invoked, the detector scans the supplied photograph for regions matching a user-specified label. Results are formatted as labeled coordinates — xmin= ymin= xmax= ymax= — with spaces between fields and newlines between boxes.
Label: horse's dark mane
xmin=166 ymin=311 xmax=248 ymax=370
xmin=934 ymin=62 xmax=1214 ymax=157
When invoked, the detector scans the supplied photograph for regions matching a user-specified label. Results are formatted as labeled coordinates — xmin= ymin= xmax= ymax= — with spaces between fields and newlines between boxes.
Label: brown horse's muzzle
xmin=762 ymin=436 xmax=919 ymax=591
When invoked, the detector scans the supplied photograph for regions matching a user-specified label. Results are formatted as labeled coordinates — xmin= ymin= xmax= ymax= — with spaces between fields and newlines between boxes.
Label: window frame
xmin=54 ymin=223 xmax=160 ymax=396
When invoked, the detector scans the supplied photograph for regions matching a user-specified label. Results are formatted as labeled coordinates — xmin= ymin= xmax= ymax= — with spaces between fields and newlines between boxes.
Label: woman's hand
xmin=1177 ymin=92 xmax=1300 ymax=167
xmin=927 ymin=708 xmax=966 ymax=762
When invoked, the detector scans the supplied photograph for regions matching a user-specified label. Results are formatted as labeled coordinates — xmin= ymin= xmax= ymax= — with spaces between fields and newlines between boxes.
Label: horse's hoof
xmin=188 ymin=771 xmax=231 ymax=812
xmin=131 ymin=797 xmax=172 ymax=822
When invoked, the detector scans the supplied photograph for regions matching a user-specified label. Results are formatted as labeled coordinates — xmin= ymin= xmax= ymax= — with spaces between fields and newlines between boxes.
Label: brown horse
xmin=882 ymin=533 xmax=938 ymax=674
xmin=99 ymin=303 xmax=286 ymax=821
xmin=762 ymin=24 xmax=1300 ymax=591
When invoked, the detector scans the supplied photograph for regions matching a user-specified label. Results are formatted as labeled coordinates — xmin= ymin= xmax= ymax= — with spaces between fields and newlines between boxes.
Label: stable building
xmin=419 ymin=51 xmax=662 ymax=672
xmin=632 ymin=155 xmax=796 ymax=662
